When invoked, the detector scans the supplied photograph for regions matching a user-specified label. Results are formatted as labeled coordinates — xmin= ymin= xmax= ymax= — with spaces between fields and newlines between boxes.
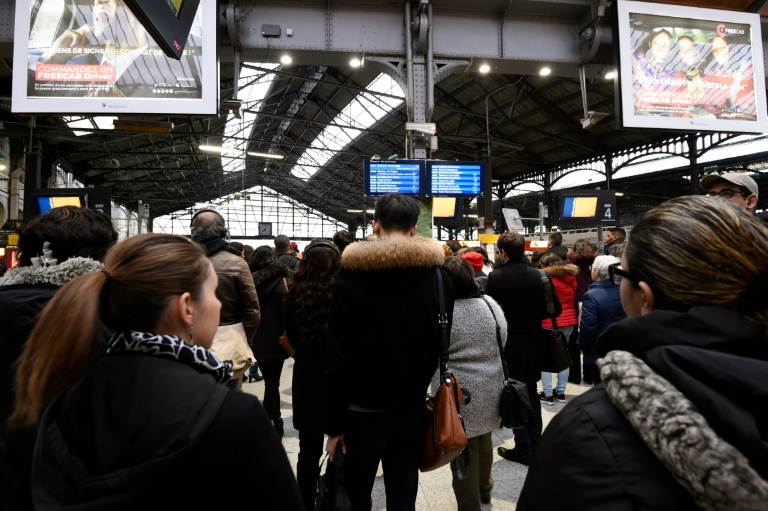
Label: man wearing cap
xmin=274 ymin=234 xmax=301 ymax=272
xmin=462 ymin=250 xmax=488 ymax=293
xmin=700 ymin=171 xmax=759 ymax=215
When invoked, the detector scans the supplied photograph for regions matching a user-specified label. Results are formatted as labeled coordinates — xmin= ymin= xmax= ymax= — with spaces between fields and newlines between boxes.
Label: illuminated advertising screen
xmin=12 ymin=0 xmax=217 ymax=115
xmin=365 ymin=160 xmax=425 ymax=196
xmin=427 ymin=161 xmax=485 ymax=197
xmin=616 ymin=1 xmax=767 ymax=133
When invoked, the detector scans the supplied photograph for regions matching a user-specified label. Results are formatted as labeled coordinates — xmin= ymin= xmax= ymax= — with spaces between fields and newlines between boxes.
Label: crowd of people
xmin=0 ymin=170 xmax=766 ymax=510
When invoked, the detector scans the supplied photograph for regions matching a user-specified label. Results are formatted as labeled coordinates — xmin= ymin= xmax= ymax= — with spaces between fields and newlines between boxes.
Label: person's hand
xmin=326 ymin=434 xmax=346 ymax=461
xmin=40 ymin=26 xmax=91 ymax=63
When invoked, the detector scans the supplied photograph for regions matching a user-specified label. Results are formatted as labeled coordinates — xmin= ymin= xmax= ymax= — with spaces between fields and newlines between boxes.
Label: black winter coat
xmin=485 ymin=259 xmax=561 ymax=383
xmin=251 ymin=264 xmax=292 ymax=363
xmin=277 ymin=252 xmax=301 ymax=272
xmin=31 ymin=353 xmax=303 ymax=511
xmin=519 ymin=306 xmax=768 ymax=509
xmin=323 ymin=237 xmax=454 ymax=436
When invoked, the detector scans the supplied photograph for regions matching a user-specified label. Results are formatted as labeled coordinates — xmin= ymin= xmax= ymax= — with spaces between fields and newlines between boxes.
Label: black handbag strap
xmin=479 ymin=295 xmax=509 ymax=381
xmin=537 ymin=269 xmax=561 ymax=332
xmin=436 ymin=267 xmax=450 ymax=375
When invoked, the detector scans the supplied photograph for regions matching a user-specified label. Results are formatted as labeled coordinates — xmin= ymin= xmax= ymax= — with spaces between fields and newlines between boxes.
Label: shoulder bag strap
xmin=436 ymin=267 xmax=450 ymax=375
xmin=537 ymin=269 xmax=561 ymax=332
xmin=479 ymin=296 xmax=509 ymax=380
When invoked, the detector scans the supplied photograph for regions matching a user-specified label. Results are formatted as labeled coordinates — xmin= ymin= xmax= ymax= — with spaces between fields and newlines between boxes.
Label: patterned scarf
xmin=107 ymin=331 xmax=233 ymax=384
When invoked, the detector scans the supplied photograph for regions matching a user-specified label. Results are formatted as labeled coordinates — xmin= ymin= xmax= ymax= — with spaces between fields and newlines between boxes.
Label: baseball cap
xmin=462 ymin=251 xmax=484 ymax=271
xmin=290 ymin=241 xmax=298 ymax=250
xmin=700 ymin=171 xmax=758 ymax=196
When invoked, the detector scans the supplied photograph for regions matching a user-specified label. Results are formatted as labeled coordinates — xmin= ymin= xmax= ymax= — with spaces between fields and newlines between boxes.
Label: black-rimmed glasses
xmin=706 ymin=189 xmax=749 ymax=199
xmin=608 ymin=263 xmax=642 ymax=286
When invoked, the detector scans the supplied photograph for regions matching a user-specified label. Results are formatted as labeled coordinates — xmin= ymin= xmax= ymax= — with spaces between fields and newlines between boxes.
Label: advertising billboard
xmin=12 ymin=0 xmax=217 ymax=115
xmin=615 ymin=1 xmax=767 ymax=133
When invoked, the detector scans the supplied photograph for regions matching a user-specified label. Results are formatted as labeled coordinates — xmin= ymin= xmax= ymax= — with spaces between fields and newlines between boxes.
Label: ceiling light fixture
xmin=350 ymin=58 xmax=362 ymax=68
xmin=614 ymin=192 xmax=624 ymax=196
xmin=247 ymin=151 xmax=284 ymax=160
xmin=605 ymin=71 xmax=616 ymax=80
xmin=346 ymin=209 xmax=375 ymax=214
xmin=539 ymin=67 xmax=551 ymax=76
xmin=199 ymin=145 xmax=240 ymax=155
xmin=479 ymin=64 xmax=491 ymax=74
xmin=280 ymin=55 xmax=292 ymax=65
xmin=0 ymin=164 xmax=6 ymax=171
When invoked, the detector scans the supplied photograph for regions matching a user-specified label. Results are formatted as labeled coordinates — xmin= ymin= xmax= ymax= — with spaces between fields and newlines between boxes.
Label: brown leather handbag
xmin=420 ymin=268 xmax=468 ymax=474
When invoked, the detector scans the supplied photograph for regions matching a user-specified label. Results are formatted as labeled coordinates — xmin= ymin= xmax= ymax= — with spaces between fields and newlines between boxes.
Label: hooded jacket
xmin=0 ymin=257 xmax=104 ymax=511
xmin=541 ymin=264 xmax=579 ymax=329
xmin=518 ymin=306 xmax=768 ymax=510
xmin=323 ymin=236 xmax=454 ymax=436
xmin=31 ymin=351 xmax=303 ymax=511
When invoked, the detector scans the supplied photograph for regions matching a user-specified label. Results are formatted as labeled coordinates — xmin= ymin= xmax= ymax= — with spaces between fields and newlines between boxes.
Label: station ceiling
xmin=0 ymin=0 xmax=767 ymax=226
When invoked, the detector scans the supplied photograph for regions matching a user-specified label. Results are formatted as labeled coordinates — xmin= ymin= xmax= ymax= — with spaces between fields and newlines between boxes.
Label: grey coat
xmin=431 ymin=295 xmax=507 ymax=439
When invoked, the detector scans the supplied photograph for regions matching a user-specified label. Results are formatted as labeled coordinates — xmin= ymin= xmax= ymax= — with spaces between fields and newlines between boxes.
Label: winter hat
xmin=462 ymin=251 xmax=484 ymax=271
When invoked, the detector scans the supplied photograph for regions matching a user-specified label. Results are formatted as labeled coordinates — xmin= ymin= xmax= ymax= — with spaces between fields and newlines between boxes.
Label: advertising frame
xmin=615 ymin=0 xmax=768 ymax=133
xmin=12 ymin=0 xmax=218 ymax=115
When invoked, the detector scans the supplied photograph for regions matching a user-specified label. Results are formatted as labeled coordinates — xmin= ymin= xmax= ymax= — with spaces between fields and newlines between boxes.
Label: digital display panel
xmin=427 ymin=161 xmax=485 ymax=197
xmin=12 ymin=0 xmax=217 ymax=115
xmin=36 ymin=195 xmax=86 ymax=215
xmin=555 ymin=190 xmax=617 ymax=227
xmin=364 ymin=160 xmax=424 ymax=196
xmin=616 ymin=1 xmax=768 ymax=133
xmin=562 ymin=197 xmax=598 ymax=218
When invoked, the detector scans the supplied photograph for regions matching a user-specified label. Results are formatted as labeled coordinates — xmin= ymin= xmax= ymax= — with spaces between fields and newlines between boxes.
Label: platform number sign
xmin=556 ymin=190 xmax=618 ymax=227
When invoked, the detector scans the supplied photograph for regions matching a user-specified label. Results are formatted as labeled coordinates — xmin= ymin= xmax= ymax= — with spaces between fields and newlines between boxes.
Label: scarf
xmin=106 ymin=331 xmax=233 ymax=384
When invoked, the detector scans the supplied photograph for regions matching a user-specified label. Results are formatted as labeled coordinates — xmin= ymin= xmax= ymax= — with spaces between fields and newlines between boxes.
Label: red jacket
xmin=542 ymin=264 xmax=579 ymax=328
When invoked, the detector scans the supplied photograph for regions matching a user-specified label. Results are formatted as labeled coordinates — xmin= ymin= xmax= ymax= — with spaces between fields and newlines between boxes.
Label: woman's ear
xmin=637 ymin=281 xmax=656 ymax=315
xmin=171 ymin=292 xmax=194 ymax=331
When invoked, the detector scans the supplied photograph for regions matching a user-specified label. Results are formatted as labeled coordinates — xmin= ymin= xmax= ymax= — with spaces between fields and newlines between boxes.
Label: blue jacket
xmin=578 ymin=280 xmax=625 ymax=364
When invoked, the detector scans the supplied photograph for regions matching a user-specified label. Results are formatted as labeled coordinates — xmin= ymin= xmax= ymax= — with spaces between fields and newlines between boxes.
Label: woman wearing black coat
xmin=283 ymin=239 xmax=341 ymax=511
xmin=248 ymin=245 xmax=292 ymax=436
xmin=11 ymin=234 xmax=303 ymax=511
xmin=519 ymin=196 xmax=768 ymax=510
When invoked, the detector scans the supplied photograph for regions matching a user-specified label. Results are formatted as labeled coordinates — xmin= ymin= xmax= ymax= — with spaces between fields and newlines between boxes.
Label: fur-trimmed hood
xmin=0 ymin=257 xmax=104 ymax=288
xmin=341 ymin=236 xmax=445 ymax=272
xmin=542 ymin=263 xmax=578 ymax=278
xmin=252 ymin=264 xmax=292 ymax=288
xmin=599 ymin=350 xmax=768 ymax=510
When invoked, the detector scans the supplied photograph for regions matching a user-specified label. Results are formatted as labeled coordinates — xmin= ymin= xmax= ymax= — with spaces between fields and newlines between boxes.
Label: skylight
xmin=62 ymin=116 xmax=117 ymax=136
xmin=290 ymin=73 xmax=405 ymax=180
xmin=221 ymin=63 xmax=278 ymax=173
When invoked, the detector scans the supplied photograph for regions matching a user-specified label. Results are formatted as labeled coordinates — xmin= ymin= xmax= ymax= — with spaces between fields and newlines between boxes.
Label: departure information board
xmin=427 ymin=161 xmax=485 ymax=197
xmin=364 ymin=160 xmax=425 ymax=196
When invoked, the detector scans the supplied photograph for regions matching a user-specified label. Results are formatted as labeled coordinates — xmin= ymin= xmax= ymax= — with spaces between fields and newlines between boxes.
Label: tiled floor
xmin=243 ymin=360 xmax=592 ymax=510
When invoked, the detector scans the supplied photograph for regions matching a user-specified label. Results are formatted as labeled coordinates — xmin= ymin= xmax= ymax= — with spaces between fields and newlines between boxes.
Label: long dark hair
xmin=286 ymin=239 xmax=340 ymax=345
xmin=250 ymin=245 xmax=281 ymax=273
xmin=11 ymin=234 xmax=210 ymax=427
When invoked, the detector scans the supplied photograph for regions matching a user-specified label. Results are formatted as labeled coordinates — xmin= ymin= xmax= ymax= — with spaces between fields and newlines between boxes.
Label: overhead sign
xmin=478 ymin=234 xmax=499 ymax=245
xmin=502 ymin=208 xmax=524 ymax=231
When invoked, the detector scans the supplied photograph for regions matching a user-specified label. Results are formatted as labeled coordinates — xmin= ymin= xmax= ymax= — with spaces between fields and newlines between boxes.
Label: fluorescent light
xmin=200 ymin=145 xmax=241 ymax=155
xmin=539 ymin=67 xmax=551 ymax=76
xmin=350 ymin=58 xmax=362 ymax=68
xmin=467 ymin=214 xmax=478 ymax=218
xmin=280 ymin=55 xmax=292 ymax=65
xmin=479 ymin=64 xmax=490 ymax=73
xmin=614 ymin=192 xmax=624 ymax=196
xmin=605 ymin=71 xmax=616 ymax=80
xmin=347 ymin=209 xmax=375 ymax=214
xmin=247 ymin=151 xmax=284 ymax=160
xmin=0 ymin=164 xmax=6 ymax=171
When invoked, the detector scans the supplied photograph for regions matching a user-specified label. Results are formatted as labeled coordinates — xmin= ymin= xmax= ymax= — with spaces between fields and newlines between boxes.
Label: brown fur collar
xmin=341 ymin=236 xmax=445 ymax=272
xmin=543 ymin=263 xmax=579 ymax=277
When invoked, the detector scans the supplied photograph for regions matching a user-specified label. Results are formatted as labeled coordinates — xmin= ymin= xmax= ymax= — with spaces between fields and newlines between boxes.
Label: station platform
xmin=242 ymin=359 xmax=592 ymax=510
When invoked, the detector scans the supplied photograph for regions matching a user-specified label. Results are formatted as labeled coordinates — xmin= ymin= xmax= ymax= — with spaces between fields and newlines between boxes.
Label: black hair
xmin=373 ymin=194 xmax=420 ymax=233
xmin=443 ymin=256 xmax=478 ymax=298
xmin=497 ymin=231 xmax=525 ymax=260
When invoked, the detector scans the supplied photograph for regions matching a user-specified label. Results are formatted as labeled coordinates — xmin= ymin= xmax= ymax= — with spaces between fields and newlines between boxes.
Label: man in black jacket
xmin=274 ymin=234 xmax=301 ymax=272
xmin=323 ymin=193 xmax=454 ymax=511
xmin=486 ymin=232 xmax=561 ymax=467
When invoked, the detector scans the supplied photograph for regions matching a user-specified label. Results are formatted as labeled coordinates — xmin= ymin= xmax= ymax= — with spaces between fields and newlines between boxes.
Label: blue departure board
xmin=364 ymin=160 xmax=425 ymax=196
xmin=427 ymin=161 xmax=485 ymax=197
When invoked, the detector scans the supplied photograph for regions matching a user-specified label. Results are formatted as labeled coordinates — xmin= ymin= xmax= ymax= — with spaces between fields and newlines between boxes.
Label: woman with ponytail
xmin=519 ymin=196 xmax=768 ymax=510
xmin=11 ymin=233 xmax=303 ymax=511
xmin=283 ymin=239 xmax=340 ymax=511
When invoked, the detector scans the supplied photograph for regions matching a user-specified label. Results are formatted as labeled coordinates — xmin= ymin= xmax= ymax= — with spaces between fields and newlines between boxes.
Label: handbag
xmin=278 ymin=277 xmax=295 ymax=358
xmin=420 ymin=268 xmax=469 ymax=475
xmin=315 ymin=444 xmax=352 ymax=511
xmin=538 ymin=270 xmax=573 ymax=373
xmin=209 ymin=322 xmax=256 ymax=372
xmin=480 ymin=296 xmax=531 ymax=429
